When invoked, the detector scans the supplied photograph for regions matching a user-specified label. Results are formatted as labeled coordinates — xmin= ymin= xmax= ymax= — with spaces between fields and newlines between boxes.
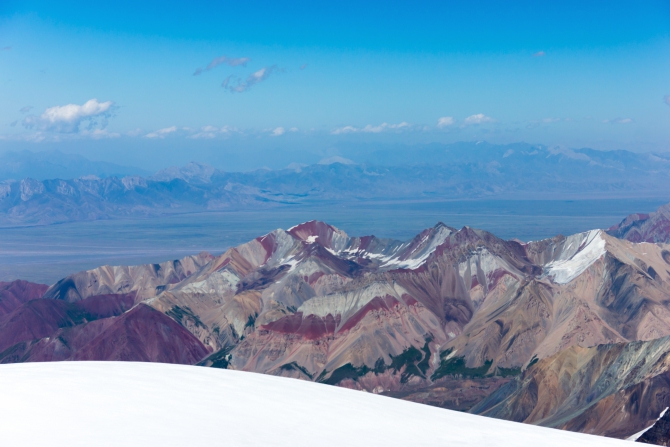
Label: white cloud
xmin=81 ymin=129 xmax=120 ymax=139
xmin=145 ymin=126 xmax=177 ymax=138
xmin=189 ymin=125 xmax=238 ymax=139
xmin=532 ymin=51 xmax=546 ymax=57
xmin=361 ymin=124 xmax=386 ymax=133
xmin=437 ymin=116 xmax=455 ymax=128
xmin=189 ymin=130 xmax=217 ymax=139
xmin=331 ymin=125 xmax=358 ymax=135
xmin=289 ymin=127 xmax=299 ymax=132
xmin=664 ymin=95 xmax=670 ymax=106
xmin=463 ymin=114 xmax=494 ymax=125
xmin=271 ymin=127 xmax=285 ymax=136
xmin=602 ymin=118 xmax=634 ymax=124
xmin=222 ymin=65 xmax=282 ymax=93
xmin=193 ymin=55 xmax=251 ymax=76
xmin=22 ymin=99 xmax=114 ymax=133
xmin=331 ymin=122 xmax=410 ymax=134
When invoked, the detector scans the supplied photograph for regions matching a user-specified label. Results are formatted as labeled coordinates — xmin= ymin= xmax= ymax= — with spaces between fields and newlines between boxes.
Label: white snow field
xmin=0 ymin=361 xmax=633 ymax=447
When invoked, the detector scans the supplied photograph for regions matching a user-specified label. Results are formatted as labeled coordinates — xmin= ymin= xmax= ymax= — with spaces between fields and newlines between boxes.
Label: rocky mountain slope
xmin=637 ymin=408 xmax=670 ymax=445
xmin=607 ymin=202 xmax=670 ymax=243
xmin=0 ymin=280 xmax=49 ymax=316
xmin=0 ymin=254 xmax=212 ymax=363
xmin=472 ymin=335 xmax=670 ymax=438
xmin=3 ymin=219 xmax=670 ymax=440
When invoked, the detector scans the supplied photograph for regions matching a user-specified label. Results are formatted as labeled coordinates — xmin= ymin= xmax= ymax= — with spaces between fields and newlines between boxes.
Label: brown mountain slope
xmin=5 ymin=220 xmax=670 ymax=440
xmin=43 ymin=252 xmax=213 ymax=302
xmin=70 ymin=304 xmax=210 ymax=363
xmin=471 ymin=335 xmax=670 ymax=438
xmin=0 ymin=280 xmax=49 ymax=317
xmin=446 ymin=231 xmax=670 ymax=376
xmin=140 ymin=222 xmax=670 ymax=401
xmin=0 ymin=302 xmax=209 ymax=364
xmin=607 ymin=202 xmax=670 ymax=243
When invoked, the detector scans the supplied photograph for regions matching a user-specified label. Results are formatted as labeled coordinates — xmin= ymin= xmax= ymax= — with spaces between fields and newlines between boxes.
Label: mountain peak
xmin=317 ymin=156 xmax=356 ymax=166
xmin=287 ymin=220 xmax=349 ymax=251
xmin=607 ymin=202 xmax=670 ymax=243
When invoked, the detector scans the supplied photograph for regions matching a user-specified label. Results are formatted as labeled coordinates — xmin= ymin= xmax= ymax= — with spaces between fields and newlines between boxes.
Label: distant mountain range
xmin=1 ymin=143 xmax=670 ymax=226
xmin=3 ymin=204 xmax=670 ymax=441
xmin=0 ymin=150 xmax=149 ymax=181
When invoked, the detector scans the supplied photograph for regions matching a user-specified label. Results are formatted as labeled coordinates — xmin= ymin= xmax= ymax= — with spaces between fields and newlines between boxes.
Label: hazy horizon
xmin=2 ymin=0 xmax=669 ymax=167
xmin=2 ymin=138 xmax=670 ymax=174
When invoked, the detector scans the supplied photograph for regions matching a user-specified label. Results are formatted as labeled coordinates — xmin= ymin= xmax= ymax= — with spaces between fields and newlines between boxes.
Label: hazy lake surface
xmin=1 ymin=198 xmax=666 ymax=285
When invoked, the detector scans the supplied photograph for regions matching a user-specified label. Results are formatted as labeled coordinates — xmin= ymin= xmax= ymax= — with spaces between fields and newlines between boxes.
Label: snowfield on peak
xmin=298 ymin=281 xmax=409 ymax=319
xmin=544 ymin=230 xmax=607 ymax=283
xmin=0 ymin=362 xmax=632 ymax=447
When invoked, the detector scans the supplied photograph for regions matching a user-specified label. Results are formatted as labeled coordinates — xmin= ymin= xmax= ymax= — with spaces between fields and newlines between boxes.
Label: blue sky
xmin=0 ymin=0 xmax=669 ymax=169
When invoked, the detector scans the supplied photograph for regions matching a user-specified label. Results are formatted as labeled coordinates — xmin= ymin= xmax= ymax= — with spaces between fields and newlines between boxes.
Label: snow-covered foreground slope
xmin=0 ymin=362 xmax=631 ymax=447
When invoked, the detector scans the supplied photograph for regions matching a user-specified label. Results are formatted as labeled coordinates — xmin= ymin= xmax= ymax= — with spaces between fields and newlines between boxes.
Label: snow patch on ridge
xmin=545 ymin=230 xmax=607 ymax=284
xmin=264 ymin=230 xmax=299 ymax=267
xmin=358 ymin=225 xmax=454 ymax=271
xmin=299 ymin=282 xmax=408 ymax=319
xmin=178 ymin=270 xmax=240 ymax=295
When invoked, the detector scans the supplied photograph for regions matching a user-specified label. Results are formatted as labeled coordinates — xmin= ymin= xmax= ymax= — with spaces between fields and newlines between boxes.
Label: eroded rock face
xmin=0 ymin=280 xmax=49 ymax=317
xmin=43 ymin=252 xmax=213 ymax=302
xmin=608 ymin=202 xmax=670 ymax=243
xmin=471 ymin=336 xmax=670 ymax=438
xmin=4 ymin=220 xmax=670 ymax=440
xmin=0 ymin=297 xmax=208 ymax=364
xmin=145 ymin=221 xmax=670 ymax=398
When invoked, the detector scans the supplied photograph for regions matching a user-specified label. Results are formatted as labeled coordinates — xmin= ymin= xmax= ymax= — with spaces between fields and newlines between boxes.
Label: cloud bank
xmin=603 ymin=118 xmax=633 ymax=124
xmin=331 ymin=122 xmax=410 ymax=134
xmin=145 ymin=126 xmax=177 ymax=138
